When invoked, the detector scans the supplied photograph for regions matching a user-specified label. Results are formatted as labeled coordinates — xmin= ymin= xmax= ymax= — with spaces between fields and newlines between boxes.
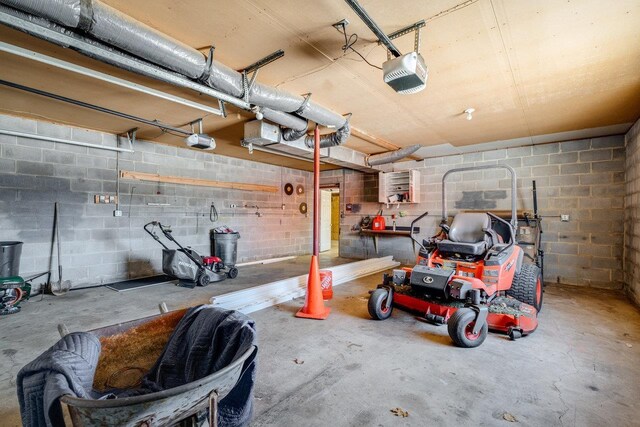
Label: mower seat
xmin=437 ymin=213 xmax=491 ymax=256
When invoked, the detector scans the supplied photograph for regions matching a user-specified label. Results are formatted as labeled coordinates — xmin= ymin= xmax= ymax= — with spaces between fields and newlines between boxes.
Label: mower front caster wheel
xmin=368 ymin=288 xmax=393 ymax=320
xmin=447 ymin=308 xmax=488 ymax=348
xmin=508 ymin=328 xmax=523 ymax=340
xmin=227 ymin=267 xmax=238 ymax=279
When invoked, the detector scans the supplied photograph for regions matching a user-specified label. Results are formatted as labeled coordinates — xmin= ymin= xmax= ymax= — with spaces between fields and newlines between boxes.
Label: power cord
xmin=209 ymin=202 xmax=219 ymax=222
xmin=336 ymin=24 xmax=383 ymax=71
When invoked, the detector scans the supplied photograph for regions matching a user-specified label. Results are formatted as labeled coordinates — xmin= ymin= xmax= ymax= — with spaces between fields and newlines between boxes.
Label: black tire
xmin=227 ymin=267 xmax=238 ymax=279
xmin=198 ymin=272 xmax=210 ymax=287
xmin=447 ymin=308 xmax=488 ymax=348
xmin=507 ymin=264 xmax=543 ymax=312
xmin=368 ymin=288 xmax=393 ymax=320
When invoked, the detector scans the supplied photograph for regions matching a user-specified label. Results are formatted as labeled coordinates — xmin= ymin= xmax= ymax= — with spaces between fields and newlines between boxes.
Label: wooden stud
xmin=119 ymin=170 xmax=278 ymax=193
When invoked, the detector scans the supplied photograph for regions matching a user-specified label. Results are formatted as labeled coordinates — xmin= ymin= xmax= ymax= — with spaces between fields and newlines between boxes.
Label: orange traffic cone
xmin=296 ymin=255 xmax=331 ymax=319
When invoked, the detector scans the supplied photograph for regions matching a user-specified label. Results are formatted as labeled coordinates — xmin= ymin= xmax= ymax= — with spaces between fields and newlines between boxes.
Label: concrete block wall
xmin=327 ymin=135 xmax=626 ymax=290
xmin=624 ymin=118 xmax=640 ymax=303
xmin=0 ymin=114 xmax=312 ymax=289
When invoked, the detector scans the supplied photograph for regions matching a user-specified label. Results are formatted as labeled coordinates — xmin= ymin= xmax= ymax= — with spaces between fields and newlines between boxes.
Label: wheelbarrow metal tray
xmin=60 ymin=311 xmax=256 ymax=427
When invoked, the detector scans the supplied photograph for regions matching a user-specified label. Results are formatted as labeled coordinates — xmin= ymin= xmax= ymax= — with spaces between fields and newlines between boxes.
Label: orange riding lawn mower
xmin=368 ymin=165 xmax=544 ymax=348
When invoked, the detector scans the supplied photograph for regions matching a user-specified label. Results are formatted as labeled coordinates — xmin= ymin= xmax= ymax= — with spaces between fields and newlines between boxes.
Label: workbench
xmin=360 ymin=226 xmax=420 ymax=254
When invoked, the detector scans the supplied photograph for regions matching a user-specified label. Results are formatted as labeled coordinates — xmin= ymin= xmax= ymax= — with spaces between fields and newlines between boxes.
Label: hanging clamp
xmin=240 ymin=139 xmax=254 ymax=154
xmin=295 ymin=93 xmax=312 ymax=115
xmin=385 ymin=20 xmax=426 ymax=53
xmin=118 ymin=128 xmax=137 ymax=151
xmin=189 ymin=118 xmax=204 ymax=134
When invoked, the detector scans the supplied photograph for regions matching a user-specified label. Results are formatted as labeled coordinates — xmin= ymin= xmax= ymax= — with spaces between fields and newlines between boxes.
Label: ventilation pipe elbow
xmin=282 ymin=126 xmax=308 ymax=142
xmin=366 ymin=144 xmax=422 ymax=166
xmin=304 ymin=120 xmax=351 ymax=148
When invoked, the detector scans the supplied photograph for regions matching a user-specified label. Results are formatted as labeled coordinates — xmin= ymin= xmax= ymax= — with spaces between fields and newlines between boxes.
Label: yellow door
xmin=331 ymin=193 xmax=340 ymax=240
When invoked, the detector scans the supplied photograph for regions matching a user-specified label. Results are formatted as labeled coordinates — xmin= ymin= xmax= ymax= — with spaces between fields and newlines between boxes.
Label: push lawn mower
xmin=368 ymin=165 xmax=543 ymax=348
xmin=0 ymin=241 xmax=47 ymax=315
xmin=0 ymin=276 xmax=32 ymax=315
xmin=144 ymin=221 xmax=238 ymax=288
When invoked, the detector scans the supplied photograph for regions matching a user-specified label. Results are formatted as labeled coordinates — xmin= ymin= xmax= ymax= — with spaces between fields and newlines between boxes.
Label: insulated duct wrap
xmin=2 ymin=0 xmax=208 ymax=78
xmin=248 ymin=83 xmax=306 ymax=114
xmin=205 ymin=59 xmax=245 ymax=98
xmin=0 ymin=4 xmax=250 ymax=109
xmin=1 ymin=0 xmax=349 ymax=142
xmin=261 ymin=108 xmax=307 ymax=132
xmin=88 ymin=1 xmax=207 ymax=79
xmin=305 ymin=120 xmax=351 ymax=148
xmin=282 ymin=127 xmax=308 ymax=141
xmin=298 ymin=100 xmax=347 ymax=129
xmin=1 ymin=0 xmax=80 ymax=27
xmin=366 ymin=144 xmax=422 ymax=166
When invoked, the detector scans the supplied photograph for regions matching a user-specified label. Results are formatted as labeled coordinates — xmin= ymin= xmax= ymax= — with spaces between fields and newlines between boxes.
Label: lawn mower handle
xmin=144 ymin=221 xmax=170 ymax=250
xmin=144 ymin=221 xmax=208 ymax=273
xmin=144 ymin=221 xmax=179 ymax=249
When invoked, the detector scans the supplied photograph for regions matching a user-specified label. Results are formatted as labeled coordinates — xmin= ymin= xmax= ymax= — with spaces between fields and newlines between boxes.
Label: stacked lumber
xmin=210 ymin=256 xmax=399 ymax=314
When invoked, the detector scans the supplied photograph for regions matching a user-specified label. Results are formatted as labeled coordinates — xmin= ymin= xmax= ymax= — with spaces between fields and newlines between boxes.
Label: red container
xmin=372 ymin=215 xmax=386 ymax=231
xmin=320 ymin=270 xmax=333 ymax=300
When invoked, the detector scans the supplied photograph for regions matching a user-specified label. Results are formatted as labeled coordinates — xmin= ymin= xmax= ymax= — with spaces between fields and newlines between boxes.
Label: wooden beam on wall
xmin=120 ymin=170 xmax=279 ymax=193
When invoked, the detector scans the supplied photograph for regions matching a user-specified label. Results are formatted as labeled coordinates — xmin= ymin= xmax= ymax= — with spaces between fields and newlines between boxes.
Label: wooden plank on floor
xmin=210 ymin=256 xmax=400 ymax=314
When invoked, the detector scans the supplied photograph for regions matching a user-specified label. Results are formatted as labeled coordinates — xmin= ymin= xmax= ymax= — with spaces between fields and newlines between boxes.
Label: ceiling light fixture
xmin=464 ymin=108 xmax=475 ymax=120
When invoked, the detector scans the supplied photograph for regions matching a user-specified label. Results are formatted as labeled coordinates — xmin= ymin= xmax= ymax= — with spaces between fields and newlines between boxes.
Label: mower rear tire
xmin=368 ymin=288 xmax=393 ymax=320
xmin=447 ymin=308 xmax=488 ymax=348
xmin=508 ymin=264 xmax=543 ymax=312
xmin=198 ymin=272 xmax=210 ymax=287
xmin=227 ymin=267 xmax=238 ymax=279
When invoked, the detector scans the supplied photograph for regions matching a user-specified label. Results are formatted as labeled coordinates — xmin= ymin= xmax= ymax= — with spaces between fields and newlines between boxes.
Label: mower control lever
xmin=485 ymin=213 xmax=516 ymax=260
xmin=409 ymin=211 xmax=429 ymax=253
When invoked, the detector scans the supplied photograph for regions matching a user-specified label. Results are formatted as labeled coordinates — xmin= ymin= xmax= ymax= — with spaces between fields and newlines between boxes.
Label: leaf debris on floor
xmin=390 ymin=407 xmax=409 ymax=417
xmin=502 ymin=412 xmax=517 ymax=422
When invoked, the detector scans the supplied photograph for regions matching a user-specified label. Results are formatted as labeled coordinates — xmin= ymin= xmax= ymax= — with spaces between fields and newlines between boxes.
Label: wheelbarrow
xmin=57 ymin=303 xmax=256 ymax=427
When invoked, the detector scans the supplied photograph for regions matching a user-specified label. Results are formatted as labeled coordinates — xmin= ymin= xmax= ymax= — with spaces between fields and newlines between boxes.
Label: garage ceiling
xmin=0 ymin=0 xmax=639 ymax=170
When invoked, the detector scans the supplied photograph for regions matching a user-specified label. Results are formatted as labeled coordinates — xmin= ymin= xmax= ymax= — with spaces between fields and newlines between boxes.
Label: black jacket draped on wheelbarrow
xmin=127 ymin=305 xmax=258 ymax=426
xmin=17 ymin=305 xmax=257 ymax=427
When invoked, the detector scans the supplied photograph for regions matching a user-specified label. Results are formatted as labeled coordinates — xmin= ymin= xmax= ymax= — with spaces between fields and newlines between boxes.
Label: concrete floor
xmin=0 ymin=249 xmax=348 ymax=426
xmin=2 ymin=253 xmax=640 ymax=426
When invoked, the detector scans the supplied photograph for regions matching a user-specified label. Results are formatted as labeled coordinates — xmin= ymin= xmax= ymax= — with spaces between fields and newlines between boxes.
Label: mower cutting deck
xmin=368 ymin=165 xmax=543 ymax=348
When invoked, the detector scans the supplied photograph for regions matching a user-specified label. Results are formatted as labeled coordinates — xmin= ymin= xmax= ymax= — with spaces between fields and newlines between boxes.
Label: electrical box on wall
xmin=378 ymin=170 xmax=420 ymax=204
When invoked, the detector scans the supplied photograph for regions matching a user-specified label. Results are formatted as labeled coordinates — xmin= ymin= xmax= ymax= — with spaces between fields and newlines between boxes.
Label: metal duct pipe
xmin=260 ymin=108 xmax=307 ymax=132
xmin=1 ymin=0 xmax=207 ymax=78
xmin=0 ymin=4 xmax=312 ymax=135
xmin=0 ymin=5 xmax=250 ymax=110
xmin=1 ymin=0 xmax=349 ymax=134
xmin=0 ymin=128 xmax=133 ymax=153
xmin=366 ymin=144 xmax=422 ymax=166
